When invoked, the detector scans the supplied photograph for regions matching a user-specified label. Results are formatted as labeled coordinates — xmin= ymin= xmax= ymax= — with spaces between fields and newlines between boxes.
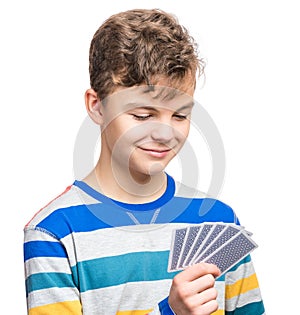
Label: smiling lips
xmin=139 ymin=147 xmax=172 ymax=158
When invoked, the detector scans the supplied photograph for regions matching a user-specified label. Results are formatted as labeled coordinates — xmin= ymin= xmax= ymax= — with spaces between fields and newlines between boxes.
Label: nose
xmin=150 ymin=122 xmax=174 ymax=143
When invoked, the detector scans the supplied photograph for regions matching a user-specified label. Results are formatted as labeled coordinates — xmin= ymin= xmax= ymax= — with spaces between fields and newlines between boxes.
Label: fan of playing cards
xmin=168 ymin=222 xmax=258 ymax=276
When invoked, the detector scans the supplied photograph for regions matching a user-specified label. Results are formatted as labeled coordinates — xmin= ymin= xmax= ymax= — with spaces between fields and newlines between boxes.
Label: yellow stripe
xmin=29 ymin=300 xmax=81 ymax=315
xmin=226 ymin=273 xmax=259 ymax=299
xmin=117 ymin=310 xmax=153 ymax=315
xmin=211 ymin=309 xmax=224 ymax=315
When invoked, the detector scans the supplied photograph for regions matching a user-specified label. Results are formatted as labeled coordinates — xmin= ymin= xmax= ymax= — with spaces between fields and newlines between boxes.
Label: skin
xmin=85 ymin=81 xmax=194 ymax=203
xmin=85 ymin=79 xmax=221 ymax=314
xmin=169 ymin=263 xmax=221 ymax=314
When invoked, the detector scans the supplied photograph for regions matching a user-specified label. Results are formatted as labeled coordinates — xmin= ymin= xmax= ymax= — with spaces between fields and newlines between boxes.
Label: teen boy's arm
xmin=24 ymin=227 xmax=82 ymax=314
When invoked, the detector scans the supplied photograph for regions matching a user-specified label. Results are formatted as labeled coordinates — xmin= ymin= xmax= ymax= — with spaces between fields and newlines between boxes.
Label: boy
xmin=24 ymin=9 xmax=265 ymax=315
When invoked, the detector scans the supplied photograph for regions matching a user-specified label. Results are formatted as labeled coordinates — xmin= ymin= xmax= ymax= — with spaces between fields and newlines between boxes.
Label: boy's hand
xmin=168 ymin=263 xmax=221 ymax=315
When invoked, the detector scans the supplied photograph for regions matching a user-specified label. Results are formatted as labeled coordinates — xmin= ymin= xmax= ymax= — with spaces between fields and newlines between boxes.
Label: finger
xmin=175 ymin=263 xmax=220 ymax=283
xmin=197 ymin=287 xmax=218 ymax=305
xmin=188 ymin=273 xmax=217 ymax=295
xmin=195 ymin=299 xmax=219 ymax=315
xmin=187 ymin=287 xmax=218 ymax=310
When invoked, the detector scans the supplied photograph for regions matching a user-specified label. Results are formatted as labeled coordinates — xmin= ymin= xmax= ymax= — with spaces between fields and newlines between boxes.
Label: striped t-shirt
xmin=24 ymin=174 xmax=265 ymax=314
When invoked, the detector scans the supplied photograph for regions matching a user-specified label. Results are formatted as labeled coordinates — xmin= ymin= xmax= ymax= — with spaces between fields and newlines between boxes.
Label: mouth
xmin=138 ymin=147 xmax=172 ymax=158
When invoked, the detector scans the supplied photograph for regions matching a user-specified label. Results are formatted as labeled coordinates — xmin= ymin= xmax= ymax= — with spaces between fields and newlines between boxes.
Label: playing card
xmin=177 ymin=225 xmax=202 ymax=269
xmin=168 ymin=227 xmax=187 ymax=272
xmin=168 ymin=221 xmax=258 ymax=276
xmin=203 ymin=231 xmax=258 ymax=275
xmin=182 ymin=223 xmax=214 ymax=268
xmin=193 ymin=224 xmax=241 ymax=263
xmin=190 ymin=223 xmax=227 ymax=265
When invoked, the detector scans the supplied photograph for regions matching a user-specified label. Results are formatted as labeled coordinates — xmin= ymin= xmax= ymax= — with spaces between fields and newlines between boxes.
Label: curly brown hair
xmin=89 ymin=9 xmax=204 ymax=100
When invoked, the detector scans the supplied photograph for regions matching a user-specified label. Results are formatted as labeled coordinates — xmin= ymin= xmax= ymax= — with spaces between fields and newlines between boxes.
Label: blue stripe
xmin=26 ymin=272 xmax=75 ymax=296
xmin=226 ymin=300 xmax=265 ymax=314
xmin=72 ymin=251 xmax=179 ymax=292
xmin=35 ymin=197 xmax=238 ymax=239
xmin=159 ymin=296 xmax=174 ymax=314
xmin=71 ymin=249 xmax=225 ymax=293
xmin=36 ymin=204 xmax=112 ymax=238
xmin=162 ymin=198 xmax=239 ymax=224
xmin=24 ymin=241 xmax=67 ymax=261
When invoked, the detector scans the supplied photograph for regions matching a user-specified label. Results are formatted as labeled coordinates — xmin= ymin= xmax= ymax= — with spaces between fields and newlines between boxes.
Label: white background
xmin=1 ymin=0 xmax=299 ymax=313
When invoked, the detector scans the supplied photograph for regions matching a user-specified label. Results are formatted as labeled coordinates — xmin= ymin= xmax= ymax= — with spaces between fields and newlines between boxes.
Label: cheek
xmin=121 ymin=124 xmax=150 ymax=144
xmin=175 ymin=123 xmax=190 ymax=142
xmin=106 ymin=124 xmax=149 ymax=153
xmin=104 ymin=118 xmax=131 ymax=141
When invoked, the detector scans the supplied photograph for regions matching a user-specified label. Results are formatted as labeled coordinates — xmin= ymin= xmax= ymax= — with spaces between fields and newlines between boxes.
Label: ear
xmin=85 ymin=88 xmax=104 ymax=125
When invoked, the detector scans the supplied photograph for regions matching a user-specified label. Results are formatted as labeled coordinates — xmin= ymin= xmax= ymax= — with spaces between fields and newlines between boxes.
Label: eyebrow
xmin=176 ymin=102 xmax=195 ymax=112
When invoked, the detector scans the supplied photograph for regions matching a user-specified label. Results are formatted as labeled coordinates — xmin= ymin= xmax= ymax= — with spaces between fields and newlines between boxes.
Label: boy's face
xmin=99 ymin=82 xmax=195 ymax=179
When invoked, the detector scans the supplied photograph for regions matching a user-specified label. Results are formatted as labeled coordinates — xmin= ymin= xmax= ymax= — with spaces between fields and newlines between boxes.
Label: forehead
xmin=104 ymin=84 xmax=195 ymax=112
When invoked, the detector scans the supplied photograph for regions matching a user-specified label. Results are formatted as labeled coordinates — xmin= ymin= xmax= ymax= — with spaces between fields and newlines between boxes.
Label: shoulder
xmin=24 ymin=184 xmax=98 ymax=229
xmin=173 ymin=180 xmax=238 ymax=224
xmin=174 ymin=180 xmax=207 ymax=199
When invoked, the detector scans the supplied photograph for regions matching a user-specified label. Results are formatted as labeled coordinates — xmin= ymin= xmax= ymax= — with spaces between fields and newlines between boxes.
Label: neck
xmin=84 ymin=156 xmax=167 ymax=204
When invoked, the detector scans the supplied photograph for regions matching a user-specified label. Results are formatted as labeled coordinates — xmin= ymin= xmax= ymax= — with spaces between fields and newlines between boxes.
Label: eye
xmin=173 ymin=114 xmax=188 ymax=121
xmin=132 ymin=114 xmax=152 ymax=121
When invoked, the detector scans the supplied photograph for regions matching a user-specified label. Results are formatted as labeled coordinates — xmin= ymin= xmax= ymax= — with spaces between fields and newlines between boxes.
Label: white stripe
xmin=24 ymin=228 xmax=61 ymax=242
xmin=226 ymin=288 xmax=263 ymax=311
xmin=26 ymin=185 xmax=99 ymax=227
xmin=80 ymin=280 xmax=227 ymax=314
xmin=215 ymin=280 xmax=225 ymax=310
xmin=25 ymin=256 xmax=71 ymax=276
xmin=27 ymin=287 xmax=79 ymax=309
xmin=26 ymin=276 xmax=228 ymax=314
xmin=80 ymin=280 xmax=172 ymax=315
xmin=225 ymin=260 xmax=256 ymax=284
xmin=62 ymin=223 xmax=193 ymax=263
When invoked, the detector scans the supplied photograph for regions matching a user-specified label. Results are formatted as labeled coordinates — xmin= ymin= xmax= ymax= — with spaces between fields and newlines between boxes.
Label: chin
xmin=130 ymin=162 xmax=167 ymax=178
xmin=147 ymin=163 xmax=166 ymax=175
